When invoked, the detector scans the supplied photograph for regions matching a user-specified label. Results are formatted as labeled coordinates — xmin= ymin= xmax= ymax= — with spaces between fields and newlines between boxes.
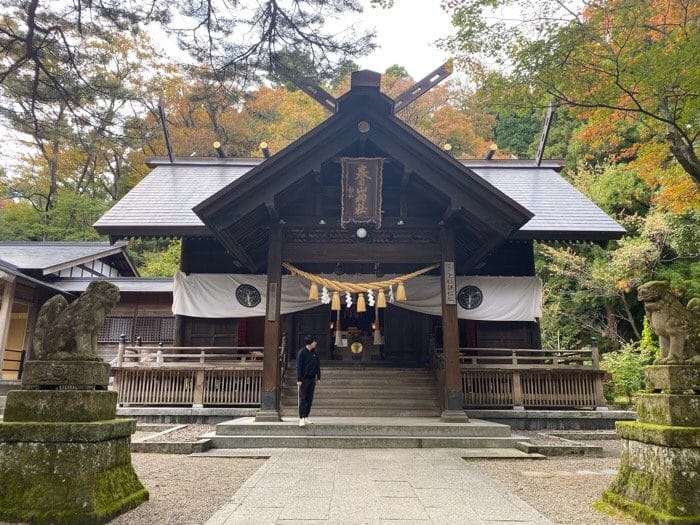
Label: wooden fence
xmin=113 ymin=338 xmax=286 ymax=407
xmin=430 ymin=345 xmax=607 ymax=409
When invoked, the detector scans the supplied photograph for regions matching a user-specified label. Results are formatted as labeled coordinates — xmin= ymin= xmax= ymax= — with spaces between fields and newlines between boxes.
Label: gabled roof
xmin=0 ymin=241 xmax=138 ymax=276
xmin=93 ymin=159 xmax=623 ymax=241
xmin=0 ymin=258 xmax=73 ymax=294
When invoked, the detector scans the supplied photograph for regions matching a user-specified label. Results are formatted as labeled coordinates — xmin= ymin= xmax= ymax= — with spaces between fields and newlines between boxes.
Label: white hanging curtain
xmin=172 ymin=272 xmax=542 ymax=321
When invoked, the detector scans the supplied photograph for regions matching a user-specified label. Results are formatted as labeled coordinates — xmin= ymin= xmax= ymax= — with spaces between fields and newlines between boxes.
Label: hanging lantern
xmin=331 ymin=291 xmax=341 ymax=311
xmin=357 ymin=292 xmax=366 ymax=313
xmin=396 ymin=282 xmax=407 ymax=301
xmin=308 ymin=282 xmax=319 ymax=301
xmin=377 ymin=288 xmax=387 ymax=308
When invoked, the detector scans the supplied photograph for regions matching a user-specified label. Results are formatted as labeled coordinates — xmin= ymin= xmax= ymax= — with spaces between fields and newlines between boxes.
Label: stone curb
xmin=131 ymin=438 xmax=213 ymax=454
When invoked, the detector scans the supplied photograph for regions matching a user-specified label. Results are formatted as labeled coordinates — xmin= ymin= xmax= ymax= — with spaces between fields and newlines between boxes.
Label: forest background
xmin=1 ymin=0 xmax=698 ymax=403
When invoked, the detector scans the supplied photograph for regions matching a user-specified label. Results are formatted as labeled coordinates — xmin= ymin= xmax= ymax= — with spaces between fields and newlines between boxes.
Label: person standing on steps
xmin=297 ymin=334 xmax=321 ymax=427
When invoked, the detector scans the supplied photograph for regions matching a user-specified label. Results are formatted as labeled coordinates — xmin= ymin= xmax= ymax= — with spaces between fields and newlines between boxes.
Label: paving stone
xmin=278 ymin=497 xmax=331 ymax=520
xmin=425 ymin=505 xmax=481 ymax=524
xmin=373 ymin=481 xmax=416 ymax=497
xmin=378 ymin=497 xmax=429 ymax=520
xmin=413 ymin=488 xmax=466 ymax=508
xmin=207 ymin=448 xmax=550 ymax=524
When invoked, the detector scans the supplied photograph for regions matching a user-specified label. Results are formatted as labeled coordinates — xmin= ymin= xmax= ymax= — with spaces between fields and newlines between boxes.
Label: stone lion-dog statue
xmin=33 ymin=281 xmax=120 ymax=361
xmin=638 ymin=281 xmax=700 ymax=364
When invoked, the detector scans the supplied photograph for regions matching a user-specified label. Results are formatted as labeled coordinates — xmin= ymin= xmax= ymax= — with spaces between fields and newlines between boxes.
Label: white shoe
xmin=299 ymin=418 xmax=306 ymax=427
xmin=305 ymin=417 xmax=313 ymax=425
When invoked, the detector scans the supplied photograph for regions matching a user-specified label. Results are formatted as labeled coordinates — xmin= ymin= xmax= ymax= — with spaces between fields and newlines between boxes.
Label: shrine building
xmin=93 ymin=70 xmax=625 ymax=421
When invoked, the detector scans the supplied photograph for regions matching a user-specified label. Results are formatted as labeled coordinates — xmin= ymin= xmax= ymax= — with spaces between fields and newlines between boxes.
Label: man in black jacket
xmin=296 ymin=334 xmax=321 ymax=426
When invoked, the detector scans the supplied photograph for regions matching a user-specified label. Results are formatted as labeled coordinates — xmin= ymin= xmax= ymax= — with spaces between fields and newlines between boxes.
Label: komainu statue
xmin=638 ymin=281 xmax=700 ymax=364
xmin=33 ymin=281 xmax=120 ymax=361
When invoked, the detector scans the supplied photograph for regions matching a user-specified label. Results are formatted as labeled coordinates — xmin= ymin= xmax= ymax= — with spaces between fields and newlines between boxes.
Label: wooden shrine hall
xmin=95 ymin=69 xmax=625 ymax=421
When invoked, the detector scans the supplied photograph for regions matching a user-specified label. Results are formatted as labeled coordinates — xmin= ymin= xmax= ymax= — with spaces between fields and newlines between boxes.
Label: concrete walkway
xmin=205 ymin=448 xmax=552 ymax=525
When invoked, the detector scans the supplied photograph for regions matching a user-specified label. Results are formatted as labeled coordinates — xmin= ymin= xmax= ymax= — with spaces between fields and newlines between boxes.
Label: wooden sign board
xmin=340 ymin=158 xmax=384 ymax=229
xmin=443 ymin=261 xmax=456 ymax=305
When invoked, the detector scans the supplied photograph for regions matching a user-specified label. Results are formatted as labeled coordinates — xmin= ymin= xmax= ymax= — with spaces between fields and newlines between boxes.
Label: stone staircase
xmin=279 ymin=366 xmax=441 ymax=418
xmin=204 ymin=416 xmax=537 ymax=451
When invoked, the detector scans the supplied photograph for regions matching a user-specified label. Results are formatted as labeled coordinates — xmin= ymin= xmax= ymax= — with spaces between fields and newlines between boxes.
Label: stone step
xmin=193 ymin=447 xmax=545 ymax=459
xmin=206 ymin=434 xmax=527 ymax=449
xmin=282 ymin=379 xmax=437 ymax=390
xmin=279 ymin=407 xmax=441 ymax=417
xmin=284 ymin=367 xmax=432 ymax=375
xmin=281 ymin=387 xmax=438 ymax=398
xmin=214 ymin=417 xmax=512 ymax=437
xmin=280 ymin=398 xmax=438 ymax=412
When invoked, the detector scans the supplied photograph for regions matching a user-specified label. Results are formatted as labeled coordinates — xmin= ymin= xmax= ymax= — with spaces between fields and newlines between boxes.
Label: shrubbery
xmin=601 ymin=341 xmax=657 ymax=406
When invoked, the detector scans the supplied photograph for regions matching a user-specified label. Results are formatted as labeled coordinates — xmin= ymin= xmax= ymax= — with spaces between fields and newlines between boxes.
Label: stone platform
xmin=604 ymin=365 xmax=699 ymax=524
xmin=203 ymin=416 xmax=540 ymax=452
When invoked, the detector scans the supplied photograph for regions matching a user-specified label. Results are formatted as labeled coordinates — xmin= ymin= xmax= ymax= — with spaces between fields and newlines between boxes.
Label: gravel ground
xmin=151 ymin=424 xmax=215 ymax=442
xmin=467 ymin=440 xmax=640 ymax=525
xmin=110 ymin=454 xmax=265 ymax=525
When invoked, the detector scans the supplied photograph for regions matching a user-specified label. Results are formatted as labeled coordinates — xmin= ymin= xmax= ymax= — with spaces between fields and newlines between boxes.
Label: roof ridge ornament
xmin=275 ymin=61 xmax=454 ymax=116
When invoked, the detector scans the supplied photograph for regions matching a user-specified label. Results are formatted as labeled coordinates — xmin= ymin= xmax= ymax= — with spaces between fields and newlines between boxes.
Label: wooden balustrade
xmin=458 ymin=347 xmax=600 ymax=368
xmin=113 ymin=344 xmax=285 ymax=406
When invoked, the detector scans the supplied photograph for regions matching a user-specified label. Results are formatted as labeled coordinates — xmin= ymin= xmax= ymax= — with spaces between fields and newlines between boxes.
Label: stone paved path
xmin=205 ymin=448 xmax=552 ymax=524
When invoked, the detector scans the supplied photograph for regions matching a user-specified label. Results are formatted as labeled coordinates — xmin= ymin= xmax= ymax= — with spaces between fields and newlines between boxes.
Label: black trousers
xmin=298 ymin=378 xmax=316 ymax=418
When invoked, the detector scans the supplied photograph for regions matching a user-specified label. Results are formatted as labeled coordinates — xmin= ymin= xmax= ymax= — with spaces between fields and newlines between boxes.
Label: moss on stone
xmin=3 ymin=389 xmax=117 ymax=422
xmin=616 ymin=421 xmax=700 ymax=448
xmin=0 ymin=418 xmax=135 ymax=443
xmin=636 ymin=394 xmax=700 ymax=426
xmin=0 ymin=462 xmax=148 ymax=524
xmin=603 ymin=491 xmax=700 ymax=525
xmin=607 ymin=463 xmax=699 ymax=517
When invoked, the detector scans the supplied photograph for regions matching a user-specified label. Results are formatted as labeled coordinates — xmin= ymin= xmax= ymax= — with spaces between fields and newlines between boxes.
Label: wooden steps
xmin=279 ymin=366 xmax=441 ymax=418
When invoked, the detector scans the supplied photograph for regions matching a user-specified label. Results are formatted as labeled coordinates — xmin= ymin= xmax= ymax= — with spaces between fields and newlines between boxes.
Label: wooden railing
xmin=459 ymin=347 xmax=600 ymax=368
xmin=459 ymin=348 xmax=605 ymax=409
xmin=113 ymin=336 xmax=288 ymax=407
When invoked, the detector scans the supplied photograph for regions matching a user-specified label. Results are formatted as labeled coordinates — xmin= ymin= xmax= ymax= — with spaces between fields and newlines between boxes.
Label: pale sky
xmin=343 ymin=1 xmax=455 ymax=78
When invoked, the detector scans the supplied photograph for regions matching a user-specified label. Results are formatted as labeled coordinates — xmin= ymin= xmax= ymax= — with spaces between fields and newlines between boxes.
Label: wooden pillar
xmin=440 ymin=227 xmax=469 ymax=422
xmin=173 ymin=238 xmax=189 ymax=347
xmin=256 ymin=224 xmax=283 ymax=421
xmin=0 ymin=274 xmax=16 ymax=373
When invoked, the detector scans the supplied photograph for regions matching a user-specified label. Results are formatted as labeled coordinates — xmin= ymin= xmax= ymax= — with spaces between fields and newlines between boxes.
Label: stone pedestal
xmin=0 ymin=361 xmax=148 ymax=524
xmin=603 ymin=365 xmax=700 ymax=524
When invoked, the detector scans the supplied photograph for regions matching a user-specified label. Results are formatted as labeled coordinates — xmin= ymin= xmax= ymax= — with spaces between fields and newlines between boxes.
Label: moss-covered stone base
xmin=0 ymin=420 xmax=148 ymax=524
xmin=636 ymin=394 xmax=700 ymax=426
xmin=645 ymin=365 xmax=700 ymax=394
xmin=21 ymin=360 xmax=110 ymax=390
xmin=3 ymin=389 xmax=117 ymax=422
xmin=616 ymin=421 xmax=700 ymax=448
xmin=602 ymin=491 xmax=700 ymax=525
xmin=605 ymin=438 xmax=699 ymax=523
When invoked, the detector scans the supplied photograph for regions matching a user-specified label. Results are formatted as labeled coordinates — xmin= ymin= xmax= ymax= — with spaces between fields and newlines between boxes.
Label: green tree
xmin=444 ymin=0 xmax=700 ymax=184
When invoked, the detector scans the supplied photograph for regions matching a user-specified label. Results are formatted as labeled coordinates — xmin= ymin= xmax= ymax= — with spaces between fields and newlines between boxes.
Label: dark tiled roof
xmin=0 ymin=241 xmax=133 ymax=273
xmin=472 ymin=168 xmax=625 ymax=239
xmin=52 ymin=278 xmax=173 ymax=293
xmin=0 ymin=258 xmax=72 ymax=293
xmin=94 ymin=164 xmax=255 ymax=235
xmin=94 ymin=160 xmax=624 ymax=240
